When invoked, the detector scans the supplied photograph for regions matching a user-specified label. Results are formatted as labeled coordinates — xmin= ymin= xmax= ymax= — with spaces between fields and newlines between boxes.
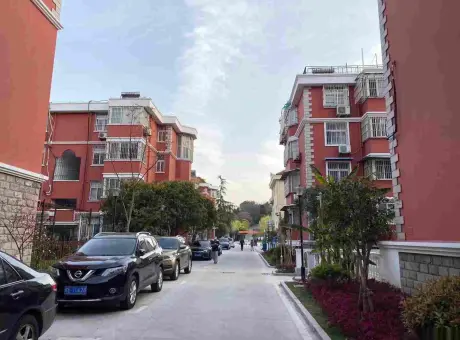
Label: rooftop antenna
xmin=375 ymin=53 xmax=379 ymax=66
xmin=361 ymin=48 xmax=365 ymax=66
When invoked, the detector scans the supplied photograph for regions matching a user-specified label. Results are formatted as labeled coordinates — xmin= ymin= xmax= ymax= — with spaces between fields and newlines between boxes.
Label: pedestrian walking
xmin=250 ymin=239 xmax=254 ymax=251
xmin=240 ymin=238 xmax=244 ymax=251
xmin=210 ymin=238 xmax=220 ymax=264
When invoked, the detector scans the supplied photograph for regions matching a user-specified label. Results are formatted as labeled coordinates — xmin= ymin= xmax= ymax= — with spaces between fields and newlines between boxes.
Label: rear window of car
xmin=0 ymin=252 xmax=35 ymax=280
xmin=193 ymin=240 xmax=210 ymax=247
xmin=76 ymin=238 xmax=137 ymax=256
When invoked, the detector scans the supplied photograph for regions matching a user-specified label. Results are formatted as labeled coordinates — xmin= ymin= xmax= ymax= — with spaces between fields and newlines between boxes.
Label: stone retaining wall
xmin=0 ymin=172 xmax=41 ymax=264
xmin=399 ymin=252 xmax=460 ymax=295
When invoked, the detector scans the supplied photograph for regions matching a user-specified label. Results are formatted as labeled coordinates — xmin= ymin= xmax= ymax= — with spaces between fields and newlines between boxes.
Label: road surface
xmin=42 ymin=245 xmax=316 ymax=340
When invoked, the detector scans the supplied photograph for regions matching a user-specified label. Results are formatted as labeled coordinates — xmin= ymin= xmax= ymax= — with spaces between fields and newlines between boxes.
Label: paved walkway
xmin=42 ymin=245 xmax=316 ymax=340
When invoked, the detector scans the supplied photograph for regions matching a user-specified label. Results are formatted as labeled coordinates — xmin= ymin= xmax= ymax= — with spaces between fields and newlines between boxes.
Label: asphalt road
xmin=41 ymin=245 xmax=316 ymax=340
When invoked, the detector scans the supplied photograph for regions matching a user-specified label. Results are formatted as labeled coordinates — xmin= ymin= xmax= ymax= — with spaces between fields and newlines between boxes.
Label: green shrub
xmin=402 ymin=276 xmax=460 ymax=331
xmin=310 ymin=263 xmax=348 ymax=281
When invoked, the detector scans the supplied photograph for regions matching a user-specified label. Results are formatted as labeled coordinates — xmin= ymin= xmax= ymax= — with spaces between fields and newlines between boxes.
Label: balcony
xmin=355 ymin=73 xmax=386 ymax=104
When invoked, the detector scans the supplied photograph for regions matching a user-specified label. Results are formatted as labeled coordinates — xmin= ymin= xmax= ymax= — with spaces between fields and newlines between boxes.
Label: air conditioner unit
xmin=336 ymin=105 xmax=351 ymax=116
xmin=98 ymin=132 xmax=107 ymax=140
xmin=338 ymin=144 xmax=351 ymax=154
xmin=143 ymin=126 xmax=152 ymax=136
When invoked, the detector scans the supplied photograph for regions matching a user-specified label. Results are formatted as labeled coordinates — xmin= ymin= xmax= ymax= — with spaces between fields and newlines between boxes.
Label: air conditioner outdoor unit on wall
xmin=98 ymin=132 xmax=107 ymax=140
xmin=336 ymin=105 xmax=351 ymax=116
xmin=338 ymin=144 xmax=351 ymax=154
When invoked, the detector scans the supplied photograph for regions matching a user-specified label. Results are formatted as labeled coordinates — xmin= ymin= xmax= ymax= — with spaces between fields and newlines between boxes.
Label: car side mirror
xmin=180 ymin=244 xmax=187 ymax=250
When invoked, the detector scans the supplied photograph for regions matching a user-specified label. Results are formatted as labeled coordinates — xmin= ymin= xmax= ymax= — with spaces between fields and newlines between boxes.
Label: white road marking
xmin=180 ymin=280 xmax=187 ymax=285
xmin=274 ymin=283 xmax=314 ymax=340
xmin=128 ymin=305 xmax=148 ymax=314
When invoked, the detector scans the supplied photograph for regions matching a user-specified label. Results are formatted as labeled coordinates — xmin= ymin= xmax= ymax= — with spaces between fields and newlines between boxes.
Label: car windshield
xmin=76 ymin=238 xmax=136 ymax=256
xmin=219 ymin=238 xmax=228 ymax=242
xmin=158 ymin=238 xmax=179 ymax=249
xmin=193 ymin=240 xmax=210 ymax=247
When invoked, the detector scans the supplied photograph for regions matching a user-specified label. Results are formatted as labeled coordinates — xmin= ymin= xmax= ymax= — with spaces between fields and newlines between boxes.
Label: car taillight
xmin=51 ymin=283 xmax=57 ymax=292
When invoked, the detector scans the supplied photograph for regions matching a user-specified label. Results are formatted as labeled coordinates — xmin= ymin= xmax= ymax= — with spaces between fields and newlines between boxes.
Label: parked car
xmin=190 ymin=240 xmax=212 ymax=260
xmin=228 ymin=237 xmax=235 ymax=248
xmin=157 ymin=237 xmax=192 ymax=280
xmin=219 ymin=237 xmax=231 ymax=250
xmin=51 ymin=232 xmax=163 ymax=310
xmin=0 ymin=251 xmax=57 ymax=340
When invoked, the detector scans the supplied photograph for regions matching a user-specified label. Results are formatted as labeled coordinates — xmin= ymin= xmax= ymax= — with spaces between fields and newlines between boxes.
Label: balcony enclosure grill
xmin=355 ymin=73 xmax=386 ymax=103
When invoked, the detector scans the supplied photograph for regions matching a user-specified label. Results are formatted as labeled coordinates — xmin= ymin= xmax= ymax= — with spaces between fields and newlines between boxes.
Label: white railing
xmin=304 ymin=64 xmax=383 ymax=75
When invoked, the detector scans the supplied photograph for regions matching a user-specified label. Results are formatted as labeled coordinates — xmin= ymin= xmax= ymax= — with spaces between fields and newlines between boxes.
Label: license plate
xmin=193 ymin=253 xmax=201 ymax=257
xmin=64 ymin=286 xmax=87 ymax=296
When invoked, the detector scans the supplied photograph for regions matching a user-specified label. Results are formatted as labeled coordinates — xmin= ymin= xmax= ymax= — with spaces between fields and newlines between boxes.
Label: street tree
xmin=215 ymin=175 xmax=235 ymax=236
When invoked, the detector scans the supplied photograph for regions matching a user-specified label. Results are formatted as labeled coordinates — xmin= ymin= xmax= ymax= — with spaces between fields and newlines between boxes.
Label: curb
xmin=280 ymin=281 xmax=331 ymax=340
xmin=271 ymin=271 xmax=296 ymax=277
xmin=258 ymin=252 xmax=275 ymax=268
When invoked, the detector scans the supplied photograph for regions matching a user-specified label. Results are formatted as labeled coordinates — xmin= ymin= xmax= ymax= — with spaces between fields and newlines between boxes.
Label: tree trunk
xmin=126 ymin=189 xmax=136 ymax=232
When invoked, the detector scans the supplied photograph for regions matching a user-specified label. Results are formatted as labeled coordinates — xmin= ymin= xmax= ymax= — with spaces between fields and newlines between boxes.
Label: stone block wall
xmin=0 ymin=172 xmax=41 ymax=264
xmin=399 ymin=252 xmax=460 ymax=295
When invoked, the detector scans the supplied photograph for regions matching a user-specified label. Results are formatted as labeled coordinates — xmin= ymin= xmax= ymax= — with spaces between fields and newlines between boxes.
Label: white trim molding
xmin=302 ymin=88 xmax=315 ymax=188
xmin=0 ymin=162 xmax=48 ymax=183
xmin=102 ymin=173 xmax=142 ymax=179
xmin=105 ymin=137 xmax=146 ymax=143
xmin=46 ymin=141 xmax=106 ymax=145
xmin=306 ymin=117 xmax=361 ymax=124
xmin=363 ymin=153 xmax=391 ymax=159
xmin=380 ymin=241 xmax=460 ymax=257
xmin=30 ymin=0 xmax=63 ymax=30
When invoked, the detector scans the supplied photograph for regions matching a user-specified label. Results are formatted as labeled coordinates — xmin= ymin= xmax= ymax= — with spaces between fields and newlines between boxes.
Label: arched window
xmin=54 ymin=150 xmax=81 ymax=181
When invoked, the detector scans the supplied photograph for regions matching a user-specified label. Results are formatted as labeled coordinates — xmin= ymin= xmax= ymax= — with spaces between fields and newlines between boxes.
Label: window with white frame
xmin=325 ymin=122 xmax=349 ymax=146
xmin=109 ymin=107 xmax=144 ymax=125
xmin=103 ymin=178 xmax=121 ymax=197
xmin=284 ymin=139 xmax=299 ymax=164
xmin=177 ymin=135 xmax=193 ymax=160
xmin=365 ymin=159 xmax=391 ymax=180
xmin=286 ymin=109 xmax=298 ymax=126
xmin=89 ymin=181 xmax=103 ymax=201
xmin=155 ymin=159 xmax=165 ymax=173
xmin=355 ymin=74 xmax=385 ymax=103
xmin=107 ymin=141 xmax=143 ymax=161
xmin=95 ymin=114 xmax=108 ymax=131
xmin=323 ymin=85 xmax=349 ymax=107
xmin=326 ymin=162 xmax=351 ymax=182
xmin=361 ymin=116 xmax=387 ymax=141
xmin=92 ymin=144 xmax=106 ymax=165
xmin=110 ymin=107 xmax=123 ymax=124
xmin=284 ymin=171 xmax=300 ymax=196
xmin=379 ymin=197 xmax=395 ymax=224
xmin=158 ymin=128 xmax=168 ymax=142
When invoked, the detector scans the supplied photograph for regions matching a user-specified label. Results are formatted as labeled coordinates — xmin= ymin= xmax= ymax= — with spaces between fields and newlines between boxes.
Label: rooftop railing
xmin=303 ymin=64 xmax=383 ymax=75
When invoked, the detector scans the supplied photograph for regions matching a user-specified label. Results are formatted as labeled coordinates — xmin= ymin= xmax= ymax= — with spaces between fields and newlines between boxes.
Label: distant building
xmin=269 ymin=172 xmax=285 ymax=231
xmin=279 ymin=64 xmax=390 ymax=241
xmin=0 ymin=0 xmax=63 ymax=262
xmin=41 ymin=92 xmax=197 ymax=240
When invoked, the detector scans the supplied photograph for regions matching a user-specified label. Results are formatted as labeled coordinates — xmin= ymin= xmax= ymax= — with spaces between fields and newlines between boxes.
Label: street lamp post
xmin=295 ymin=186 xmax=306 ymax=282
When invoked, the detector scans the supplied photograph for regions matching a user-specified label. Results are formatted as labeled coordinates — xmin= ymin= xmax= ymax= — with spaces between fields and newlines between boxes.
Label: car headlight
xmin=101 ymin=265 xmax=128 ymax=277
xmin=49 ymin=266 xmax=60 ymax=277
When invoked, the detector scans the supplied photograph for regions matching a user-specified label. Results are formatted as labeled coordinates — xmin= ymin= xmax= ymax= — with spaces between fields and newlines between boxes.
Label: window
xmin=89 ymin=181 xmax=103 ymax=201
xmin=103 ymin=178 xmax=121 ymax=197
xmin=54 ymin=150 xmax=81 ymax=181
xmin=52 ymin=198 xmax=77 ymax=209
xmin=110 ymin=107 xmax=123 ymax=124
xmin=92 ymin=145 xmax=106 ymax=165
xmin=95 ymin=114 xmax=108 ymax=131
xmin=158 ymin=128 xmax=168 ymax=142
xmin=177 ymin=135 xmax=193 ymax=160
xmin=107 ymin=141 xmax=142 ymax=160
xmin=325 ymin=122 xmax=349 ymax=146
xmin=379 ymin=197 xmax=395 ymax=224
xmin=286 ymin=109 xmax=298 ymax=126
xmin=284 ymin=140 xmax=299 ymax=164
xmin=323 ymin=85 xmax=348 ymax=107
xmin=155 ymin=159 xmax=165 ymax=173
xmin=284 ymin=171 xmax=300 ymax=196
xmin=355 ymin=75 xmax=385 ymax=103
xmin=327 ymin=162 xmax=351 ymax=182
xmin=367 ymin=77 xmax=385 ymax=97
xmin=361 ymin=116 xmax=386 ymax=141
xmin=364 ymin=159 xmax=391 ymax=180
xmin=2 ymin=261 xmax=21 ymax=284
xmin=0 ymin=260 xmax=6 ymax=286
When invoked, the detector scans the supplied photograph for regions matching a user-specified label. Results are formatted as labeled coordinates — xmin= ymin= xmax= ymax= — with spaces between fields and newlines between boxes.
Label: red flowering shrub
xmin=306 ymin=279 xmax=406 ymax=339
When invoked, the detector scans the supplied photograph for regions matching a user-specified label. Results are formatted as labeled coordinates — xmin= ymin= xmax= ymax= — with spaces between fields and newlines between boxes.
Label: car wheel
xmin=121 ymin=276 xmax=137 ymax=310
xmin=11 ymin=314 xmax=39 ymax=340
xmin=151 ymin=268 xmax=163 ymax=292
xmin=170 ymin=262 xmax=180 ymax=280
xmin=184 ymin=257 xmax=192 ymax=274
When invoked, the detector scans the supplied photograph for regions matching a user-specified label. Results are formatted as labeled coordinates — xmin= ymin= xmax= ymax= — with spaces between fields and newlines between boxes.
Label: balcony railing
xmin=303 ymin=64 xmax=383 ymax=75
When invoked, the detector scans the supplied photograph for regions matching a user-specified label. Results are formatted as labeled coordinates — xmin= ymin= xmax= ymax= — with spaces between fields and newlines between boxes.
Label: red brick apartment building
xmin=279 ymin=65 xmax=390 ymax=241
xmin=41 ymin=92 xmax=197 ymax=240
xmin=375 ymin=0 xmax=460 ymax=294
xmin=0 ymin=0 xmax=62 ymax=260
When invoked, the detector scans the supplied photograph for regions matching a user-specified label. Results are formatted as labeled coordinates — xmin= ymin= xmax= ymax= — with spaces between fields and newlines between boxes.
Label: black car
xmin=52 ymin=232 xmax=163 ymax=310
xmin=0 ymin=251 xmax=57 ymax=340
xmin=157 ymin=237 xmax=192 ymax=280
xmin=219 ymin=237 xmax=231 ymax=250
xmin=190 ymin=240 xmax=212 ymax=260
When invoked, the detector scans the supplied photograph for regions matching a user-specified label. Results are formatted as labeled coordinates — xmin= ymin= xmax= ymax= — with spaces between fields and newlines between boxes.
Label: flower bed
xmin=306 ymin=279 xmax=406 ymax=340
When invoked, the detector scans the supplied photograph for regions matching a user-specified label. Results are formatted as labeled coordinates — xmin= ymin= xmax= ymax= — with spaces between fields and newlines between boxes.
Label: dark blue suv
xmin=52 ymin=232 xmax=163 ymax=310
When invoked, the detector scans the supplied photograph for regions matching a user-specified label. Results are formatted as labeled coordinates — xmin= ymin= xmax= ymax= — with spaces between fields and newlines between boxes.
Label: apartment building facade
xmin=41 ymin=92 xmax=197 ymax=240
xmin=375 ymin=0 xmax=460 ymax=294
xmin=279 ymin=65 xmax=391 ymax=241
xmin=269 ymin=172 xmax=285 ymax=231
xmin=0 ymin=0 xmax=63 ymax=261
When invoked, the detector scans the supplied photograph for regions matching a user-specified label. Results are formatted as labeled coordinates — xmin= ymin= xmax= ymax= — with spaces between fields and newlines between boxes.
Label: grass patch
xmin=261 ymin=252 xmax=276 ymax=266
xmin=285 ymin=282 xmax=345 ymax=340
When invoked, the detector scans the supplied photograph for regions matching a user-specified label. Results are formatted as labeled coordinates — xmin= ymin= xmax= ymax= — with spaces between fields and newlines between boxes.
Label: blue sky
xmin=51 ymin=0 xmax=382 ymax=205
